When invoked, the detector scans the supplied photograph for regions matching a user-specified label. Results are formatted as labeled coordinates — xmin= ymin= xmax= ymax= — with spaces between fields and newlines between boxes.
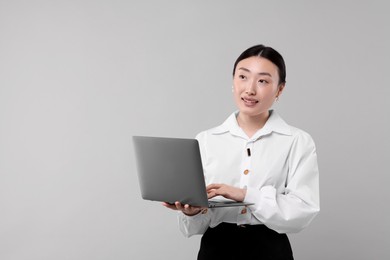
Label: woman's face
xmin=233 ymin=56 xmax=284 ymax=117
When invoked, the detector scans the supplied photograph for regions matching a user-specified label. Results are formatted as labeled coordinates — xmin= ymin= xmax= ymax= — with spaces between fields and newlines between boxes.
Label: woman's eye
xmin=258 ymin=79 xmax=268 ymax=84
xmin=239 ymin=75 xmax=246 ymax=80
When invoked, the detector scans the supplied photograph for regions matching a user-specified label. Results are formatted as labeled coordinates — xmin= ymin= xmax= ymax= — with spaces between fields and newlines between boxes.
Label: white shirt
xmin=178 ymin=110 xmax=320 ymax=236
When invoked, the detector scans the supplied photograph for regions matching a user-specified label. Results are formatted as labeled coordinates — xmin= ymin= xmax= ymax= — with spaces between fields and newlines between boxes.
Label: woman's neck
xmin=237 ymin=111 xmax=270 ymax=138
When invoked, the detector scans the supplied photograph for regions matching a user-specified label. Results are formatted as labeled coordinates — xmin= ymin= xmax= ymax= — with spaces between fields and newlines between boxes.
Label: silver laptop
xmin=132 ymin=136 xmax=252 ymax=208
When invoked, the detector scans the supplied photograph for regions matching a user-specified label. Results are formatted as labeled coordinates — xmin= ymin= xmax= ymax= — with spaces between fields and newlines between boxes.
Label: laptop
xmin=132 ymin=136 xmax=253 ymax=208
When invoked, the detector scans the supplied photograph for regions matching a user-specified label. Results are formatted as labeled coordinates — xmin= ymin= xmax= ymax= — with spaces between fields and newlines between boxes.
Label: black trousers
xmin=198 ymin=223 xmax=294 ymax=260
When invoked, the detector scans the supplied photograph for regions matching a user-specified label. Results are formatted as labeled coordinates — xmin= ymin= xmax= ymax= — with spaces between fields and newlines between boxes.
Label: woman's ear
xmin=276 ymin=83 xmax=286 ymax=98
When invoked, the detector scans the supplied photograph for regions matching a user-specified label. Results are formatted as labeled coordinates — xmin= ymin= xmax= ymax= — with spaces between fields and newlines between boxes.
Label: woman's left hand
xmin=206 ymin=183 xmax=247 ymax=202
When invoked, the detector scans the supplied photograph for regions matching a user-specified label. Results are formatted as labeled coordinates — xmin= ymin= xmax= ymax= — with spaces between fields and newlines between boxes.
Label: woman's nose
xmin=245 ymin=81 xmax=256 ymax=95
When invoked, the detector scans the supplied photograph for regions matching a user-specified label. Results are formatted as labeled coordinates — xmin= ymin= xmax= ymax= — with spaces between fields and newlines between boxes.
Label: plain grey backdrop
xmin=1 ymin=1 xmax=389 ymax=259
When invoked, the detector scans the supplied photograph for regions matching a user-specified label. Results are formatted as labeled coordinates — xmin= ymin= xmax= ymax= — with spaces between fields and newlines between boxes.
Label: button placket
xmin=239 ymin=142 xmax=252 ymax=189
xmin=238 ymin=141 xmax=254 ymax=224
xmin=238 ymin=140 xmax=260 ymax=225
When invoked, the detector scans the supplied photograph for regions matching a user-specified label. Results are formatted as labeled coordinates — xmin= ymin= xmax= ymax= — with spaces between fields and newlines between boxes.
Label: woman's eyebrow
xmin=238 ymin=67 xmax=272 ymax=77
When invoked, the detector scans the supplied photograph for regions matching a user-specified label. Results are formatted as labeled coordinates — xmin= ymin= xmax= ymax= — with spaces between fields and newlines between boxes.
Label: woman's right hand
xmin=162 ymin=201 xmax=203 ymax=216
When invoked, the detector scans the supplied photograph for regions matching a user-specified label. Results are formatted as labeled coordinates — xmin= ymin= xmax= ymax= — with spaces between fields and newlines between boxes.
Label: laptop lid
xmin=132 ymin=136 xmax=209 ymax=207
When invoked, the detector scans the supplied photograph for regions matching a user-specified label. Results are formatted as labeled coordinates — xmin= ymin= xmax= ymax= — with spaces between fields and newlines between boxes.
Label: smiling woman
xmin=233 ymin=56 xmax=284 ymax=137
xmin=163 ymin=45 xmax=320 ymax=260
xmin=232 ymin=45 xmax=286 ymax=138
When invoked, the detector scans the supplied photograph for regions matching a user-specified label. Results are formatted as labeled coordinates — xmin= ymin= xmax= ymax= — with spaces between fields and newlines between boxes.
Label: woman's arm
xmin=245 ymin=132 xmax=320 ymax=233
xmin=206 ymin=131 xmax=320 ymax=234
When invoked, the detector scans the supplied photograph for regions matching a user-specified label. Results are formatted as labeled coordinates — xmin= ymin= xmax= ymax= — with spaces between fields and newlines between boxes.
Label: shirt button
xmin=241 ymin=207 xmax=247 ymax=214
xmin=243 ymin=169 xmax=249 ymax=175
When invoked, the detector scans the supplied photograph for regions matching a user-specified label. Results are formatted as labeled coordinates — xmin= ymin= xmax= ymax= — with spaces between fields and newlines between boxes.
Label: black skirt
xmin=197 ymin=223 xmax=294 ymax=260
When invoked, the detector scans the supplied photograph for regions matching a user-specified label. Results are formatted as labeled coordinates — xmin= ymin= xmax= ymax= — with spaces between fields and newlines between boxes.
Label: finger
xmin=175 ymin=201 xmax=184 ymax=211
xmin=185 ymin=204 xmax=203 ymax=215
xmin=207 ymin=190 xmax=217 ymax=199
xmin=183 ymin=204 xmax=193 ymax=213
xmin=162 ymin=202 xmax=178 ymax=210
xmin=162 ymin=202 xmax=175 ymax=206
xmin=190 ymin=204 xmax=203 ymax=209
xmin=184 ymin=204 xmax=201 ymax=211
xmin=206 ymin=183 xmax=220 ymax=190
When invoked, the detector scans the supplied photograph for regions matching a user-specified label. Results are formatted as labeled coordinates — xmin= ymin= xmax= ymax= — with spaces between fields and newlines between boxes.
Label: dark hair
xmin=233 ymin=44 xmax=286 ymax=85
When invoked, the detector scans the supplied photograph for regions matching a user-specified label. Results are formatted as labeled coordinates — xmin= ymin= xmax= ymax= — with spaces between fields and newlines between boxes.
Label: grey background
xmin=0 ymin=1 xmax=389 ymax=259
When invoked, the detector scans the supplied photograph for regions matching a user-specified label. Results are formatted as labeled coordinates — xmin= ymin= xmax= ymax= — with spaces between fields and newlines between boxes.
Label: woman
xmin=163 ymin=44 xmax=320 ymax=259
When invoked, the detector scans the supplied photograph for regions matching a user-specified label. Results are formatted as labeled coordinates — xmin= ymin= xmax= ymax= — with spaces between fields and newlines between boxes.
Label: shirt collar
xmin=211 ymin=110 xmax=292 ymax=140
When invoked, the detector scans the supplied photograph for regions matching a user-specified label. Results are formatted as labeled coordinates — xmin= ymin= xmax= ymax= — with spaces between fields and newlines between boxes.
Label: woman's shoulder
xmin=195 ymin=112 xmax=236 ymax=140
xmin=287 ymin=125 xmax=317 ymax=148
xmin=195 ymin=127 xmax=218 ymax=141
xmin=271 ymin=111 xmax=316 ymax=146
xmin=288 ymin=125 xmax=312 ymax=138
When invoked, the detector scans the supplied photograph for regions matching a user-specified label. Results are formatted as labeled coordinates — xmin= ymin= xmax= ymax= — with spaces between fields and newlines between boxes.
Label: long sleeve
xmin=177 ymin=211 xmax=212 ymax=238
xmin=244 ymin=131 xmax=320 ymax=233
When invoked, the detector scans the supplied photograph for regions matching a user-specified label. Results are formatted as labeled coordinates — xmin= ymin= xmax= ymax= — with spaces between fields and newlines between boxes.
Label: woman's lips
xmin=241 ymin=97 xmax=259 ymax=106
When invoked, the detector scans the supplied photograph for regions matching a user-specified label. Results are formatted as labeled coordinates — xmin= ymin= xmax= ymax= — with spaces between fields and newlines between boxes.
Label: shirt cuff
xmin=177 ymin=210 xmax=210 ymax=237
